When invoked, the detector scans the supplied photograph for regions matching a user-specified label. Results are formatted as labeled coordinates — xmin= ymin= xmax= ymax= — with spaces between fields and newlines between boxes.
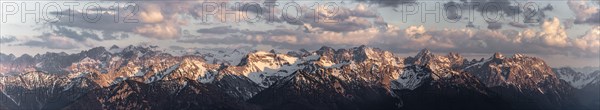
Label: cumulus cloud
xmin=192 ymin=2 xmax=380 ymax=34
xmin=134 ymin=23 xmax=180 ymax=39
xmin=568 ymin=0 xmax=600 ymax=24
xmin=441 ymin=0 xmax=554 ymax=29
xmin=537 ymin=18 xmax=569 ymax=47
xmin=573 ymin=26 xmax=600 ymax=54
xmin=41 ymin=1 xmax=383 ymax=41
xmin=8 ymin=0 xmax=596 ymax=59
xmin=48 ymin=2 xmax=186 ymax=39
xmin=295 ymin=3 xmax=379 ymax=32
xmin=182 ymin=17 xmax=598 ymax=57
xmin=139 ymin=4 xmax=165 ymax=23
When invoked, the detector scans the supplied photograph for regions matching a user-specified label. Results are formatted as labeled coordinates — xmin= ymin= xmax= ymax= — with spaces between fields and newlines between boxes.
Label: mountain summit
xmin=0 ymin=45 xmax=595 ymax=110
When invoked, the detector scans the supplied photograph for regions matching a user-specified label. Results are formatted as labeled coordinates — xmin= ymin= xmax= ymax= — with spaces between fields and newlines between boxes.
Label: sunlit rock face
xmin=0 ymin=45 xmax=594 ymax=110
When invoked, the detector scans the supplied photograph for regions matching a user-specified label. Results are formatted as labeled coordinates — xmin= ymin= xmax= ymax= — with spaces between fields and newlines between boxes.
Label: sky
xmin=0 ymin=0 xmax=599 ymax=67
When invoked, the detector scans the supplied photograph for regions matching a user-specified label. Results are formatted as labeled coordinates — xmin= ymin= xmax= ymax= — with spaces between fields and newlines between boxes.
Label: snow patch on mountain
xmin=392 ymin=66 xmax=431 ymax=90
xmin=146 ymin=63 xmax=181 ymax=83
xmin=555 ymin=67 xmax=600 ymax=89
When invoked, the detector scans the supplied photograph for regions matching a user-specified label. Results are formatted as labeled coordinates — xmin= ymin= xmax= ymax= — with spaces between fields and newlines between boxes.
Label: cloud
xmin=139 ymin=4 xmax=165 ymax=23
xmin=307 ymin=16 xmax=373 ymax=32
xmin=134 ymin=23 xmax=180 ymax=39
xmin=573 ymin=26 xmax=600 ymax=54
xmin=354 ymin=0 xmax=417 ymax=8
xmin=196 ymin=26 xmax=241 ymax=34
xmin=568 ymin=0 xmax=600 ymax=24
xmin=6 ymin=1 xmax=596 ymax=58
xmin=192 ymin=3 xmax=381 ymax=34
xmin=47 ymin=2 xmax=187 ymax=39
xmin=210 ymin=2 xmax=379 ymax=32
xmin=19 ymin=33 xmax=82 ymax=49
xmin=48 ymin=10 xmax=141 ymax=33
xmin=42 ymin=1 xmax=383 ymax=40
xmin=537 ymin=17 xmax=569 ymax=47
xmin=181 ymin=17 xmax=598 ymax=57
xmin=508 ymin=22 xmax=528 ymax=28
xmin=349 ymin=3 xmax=379 ymax=18
xmin=468 ymin=0 xmax=522 ymax=16
xmin=53 ymin=26 xmax=102 ymax=41
xmin=442 ymin=0 xmax=554 ymax=29
xmin=443 ymin=1 xmax=462 ymax=21
xmin=0 ymin=35 xmax=17 ymax=43
xmin=487 ymin=22 xmax=503 ymax=30
xmin=169 ymin=45 xmax=186 ymax=50
xmin=298 ymin=4 xmax=379 ymax=32
xmin=102 ymin=31 xmax=129 ymax=40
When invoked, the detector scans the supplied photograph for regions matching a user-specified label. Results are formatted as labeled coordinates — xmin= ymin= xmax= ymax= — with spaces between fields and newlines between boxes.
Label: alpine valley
xmin=0 ymin=45 xmax=598 ymax=110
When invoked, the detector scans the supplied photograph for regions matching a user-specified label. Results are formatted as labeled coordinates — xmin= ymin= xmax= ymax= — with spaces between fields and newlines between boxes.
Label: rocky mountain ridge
xmin=0 ymin=45 xmax=597 ymax=110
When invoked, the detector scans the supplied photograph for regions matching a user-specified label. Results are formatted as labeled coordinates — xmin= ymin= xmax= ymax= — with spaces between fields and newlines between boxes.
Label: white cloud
xmin=183 ymin=17 xmax=598 ymax=57
xmin=139 ymin=4 xmax=165 ymax=23
xmin=573 ymin=26 xmax=600 ymax=54
xmin=538 ymin=17 xmax=569 ymax=47
xmin=134 ymin=23 xmax=180 ymax=39
xmin=568 ymin=0 xmax=600 ymax=24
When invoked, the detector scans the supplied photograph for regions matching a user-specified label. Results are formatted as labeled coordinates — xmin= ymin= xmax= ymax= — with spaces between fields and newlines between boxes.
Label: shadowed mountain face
xmin=0 ymin=45 xmax=597 ymax=110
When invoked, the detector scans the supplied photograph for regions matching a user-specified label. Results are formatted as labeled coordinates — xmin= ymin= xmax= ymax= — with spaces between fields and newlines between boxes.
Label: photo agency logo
xmin=1 ymin=1 xmax=140 ymax=23
xmin=0 ymin=0 xmax=551 ymax=24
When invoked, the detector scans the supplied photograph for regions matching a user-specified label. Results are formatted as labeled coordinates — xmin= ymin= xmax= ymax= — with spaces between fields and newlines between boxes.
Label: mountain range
xmin=0 ymin=45 xmax=598 ymax=110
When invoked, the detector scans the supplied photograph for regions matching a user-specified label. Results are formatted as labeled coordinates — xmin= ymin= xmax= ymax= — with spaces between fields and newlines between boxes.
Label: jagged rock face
xmin=393 ymin=70 xmax=511 ymax=110
xmin=65 ymin=79 xmax=258 ymax=110
xmin=0 ymin=45 xmax=595 ymax=110
xmin=391 ymin=65 xmax=431 ymax=90
xmin=554 ymin=67 xmax=600 ymax=89
xmin=556 ymin=69 xmax=600 ymax=110
xmin=403 ymin=49 xmax=470 ymax=80
xmin=249 ymin=48 xmax=511 ymax=110
xmin=460 ymin=54 xmax=583 ymax=110
xmin=187 ymin=48 xmax=250 ymax=65
xmin=576 ymin=76 xmax=600 ymax=110
xmin=0 ymin=72 xmax=99 ymax=110
xmin=249 ymin=67 xmax=400 ymax=110
xmin=465 ymin=53 xmax=561 ymax=89
xmin=234 ymin=51 xmax=299 ymax=87
xmin=0 ymin=54 xmax=36 ymax=75
xmin=0 ymin=53 xmax=16 ymax=75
